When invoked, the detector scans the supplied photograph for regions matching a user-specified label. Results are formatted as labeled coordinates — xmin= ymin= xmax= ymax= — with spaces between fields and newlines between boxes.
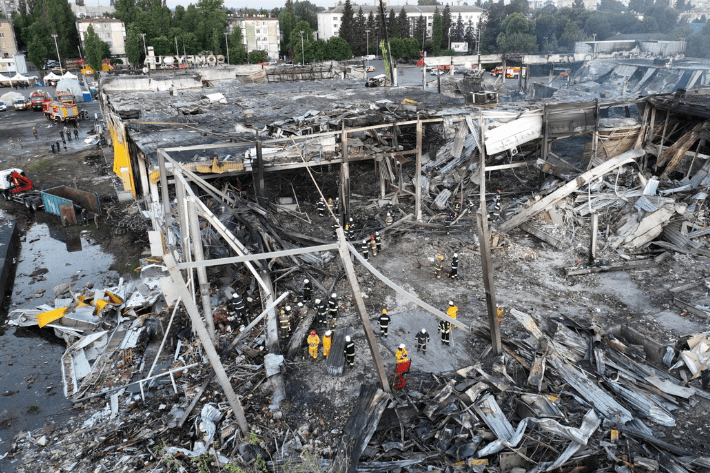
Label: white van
xmin=363 ymin=55 xmax=376 ymax=61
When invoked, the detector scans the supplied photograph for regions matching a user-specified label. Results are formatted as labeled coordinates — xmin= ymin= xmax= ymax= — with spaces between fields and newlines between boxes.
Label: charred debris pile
xmin=7 ymin=87 xmax=710 ymax=472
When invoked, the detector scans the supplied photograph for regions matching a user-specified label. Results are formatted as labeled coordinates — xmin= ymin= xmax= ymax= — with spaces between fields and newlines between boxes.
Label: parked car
xmin=285 ymin=59 xmax=293 ymax=65
xmin=452 ymin=66 xmax=462 ymax=74
xmin=268 ymin=60 xmax=278 ymax=66
xmin=366 ymin=65 xmax=375 ymax=72
xmin=0 ymin=102 xmax=7 ymax=112
xmin=430 ymin=68 xmax=445 ymax=76
xmin=363 ymin=54 xmax=376 ymax=61
xmin=13 ymin=97 xmax=30 ymax=111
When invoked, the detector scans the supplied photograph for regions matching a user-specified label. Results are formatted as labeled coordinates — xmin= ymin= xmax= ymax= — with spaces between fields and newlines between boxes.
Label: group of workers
xmin=435 ymin=253 xmax=459 ymax=279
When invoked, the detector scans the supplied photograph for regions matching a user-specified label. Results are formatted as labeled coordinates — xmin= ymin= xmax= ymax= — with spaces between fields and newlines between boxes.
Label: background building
xmin=0 ymin=18 xmax=18 ymax=59
xmin=228 ymin=15 xmax=280 ymax=60
xmin=76 ymin=17 xmax=126 ymax=58
xmin=317 ymin=4 xmax=485 ymax=43
xmin=0 ymin=0 xmax=20 ymax=19
xmin=70 ymin=3 xmax=116 ymax=19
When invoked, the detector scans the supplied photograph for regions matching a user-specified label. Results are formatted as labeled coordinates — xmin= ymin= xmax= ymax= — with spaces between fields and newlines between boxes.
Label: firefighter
xmin=59 ymin=129 xmax=64 ymax=141
xmin=348 ymin=217 xmax=355 ymax=232
xmin=445 ymin=211 xmax=456 ymax=234
xmin=497 ymin=305 xmax=504 ymax=324
xmin=73 ymin=128 xmax=78 ymax=139
xmin=315 ymin=298 xmax=327 ymax=324
xmin=490 ymin=190 xmax=502 ymax=222
xmin=307 ymin=330 xmax=320 ymax=359
xmin=32 ymin=127 xmax=37 ymax=139
xmin=415 ymin=328 xmax=430 ymax=353
xmin=438 ymin=319 xmax=452 ymax=346
xmin=385 ymin=212 xmax=393 ymax=225
xmin=328 ymin=293 xmax=338 ymax=319
xmin=395 ymin=344 xmax=409 ymax=364
xmin=370 ymin=235 xmax=377 ymax=256
xmin=50 ymin=142 xmax=55 ymax=154
xmin=302 ymin=278 xmax=313 ymax=302
xmin=449 ymin=253 xmax=459 ymax=279
xmin=63 ymin=141 xmax=67 ymax=151
xmin=347 ymin=224 xmax=355 ymax=241
xmin=229 ymin=293 xmax=247 ymax=325
xmin=331 ymin=221 xmax=341 ymax=239
xmin=66 ymin=125 xmax=72 ymax=141
xmin=322 ymin=330 xmax=332 ymax=358
xmin=327 ymin=197 xmax=334 ymax=211
xmin=344 ymin=224 xmax=351 ymax=240
xmin=375 ymin=231 xmax=382 ymax=252
xmin=361 ymin=238 xmax=369 ymax=261
xmin=284 ymin=305 xmax=293 ymax=324
xmin=379 ymin=309 xmax=391 ymax=337
xmin=454 ymin=200 xmax=462 ymax=213
xmin=435 ymin=255 xmax=444 ymax=279
xmin=317 ymin=198 xmax=326 ymax=217
xmin=55 ymin=141 xmax=60 ymax=152
xmin=296 ymin=302 xmax=307 ymax=322
xmin=279 ymin=310 xmax=291 ymax=339
xmin=344 ymin=335 xmax=355 ymax=368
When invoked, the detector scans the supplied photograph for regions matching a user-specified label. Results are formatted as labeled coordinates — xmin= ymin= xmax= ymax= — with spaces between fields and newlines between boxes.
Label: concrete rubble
xmin=5 ymin=57 xmax=710 ymax=473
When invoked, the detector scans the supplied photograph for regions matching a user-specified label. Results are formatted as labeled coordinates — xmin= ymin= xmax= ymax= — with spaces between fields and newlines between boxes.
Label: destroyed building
xmin=5 ymin=58 xmax=710 ymax=473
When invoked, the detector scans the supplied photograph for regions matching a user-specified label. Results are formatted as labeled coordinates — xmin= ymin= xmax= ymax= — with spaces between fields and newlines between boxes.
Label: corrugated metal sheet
xmin=635 ymin=196 xmax=659 ymax=213
xmin=606 ymin=380 xmax=675 ymax=426
xmin=549 ymin=353 xmax=634 ymax=424
xmin=613 ymin=65 xmax=638 ymax=77
xmin=643 ymin=178 xmax=659 ymax=195
xmin=485 ymin=115 xmax=542 ymax=155
xmin=474 ymin=394 xmax=515 ymax=440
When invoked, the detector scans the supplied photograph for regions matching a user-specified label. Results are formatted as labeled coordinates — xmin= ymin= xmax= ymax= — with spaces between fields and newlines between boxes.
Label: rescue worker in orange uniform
xmin=446 ymin=301 xmax=458 ymax=322
xmin=435 ymin=255 xmax=444 ymax=279
xmin=370 ymin=235 xmax=378 ymax=256
xmin=395 ymin=344 xmax=409 ymax=364
xmin=322 ymin=330 xmax=332 ymax=358
xmin=307 ymin=330 xmax=320 ymax=359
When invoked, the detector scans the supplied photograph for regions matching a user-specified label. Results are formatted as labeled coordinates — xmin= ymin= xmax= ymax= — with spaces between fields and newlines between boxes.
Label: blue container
xmin=82 ymin=92 xmax=92 ymax=102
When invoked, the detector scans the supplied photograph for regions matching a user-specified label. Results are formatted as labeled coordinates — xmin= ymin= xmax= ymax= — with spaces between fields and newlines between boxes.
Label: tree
xmin=388 ymin=8 xmax=398 ymax=39
xmin=367 ymin=11 xmax=377 ymax=47
xmin=294 ymin=1 xmax=319 ymax=30
xmin=227 ymin=26 xmax=247 ymax=63
xmin=465 ymin=19 xmax=475 ymax=50
xmin=573 ymin=0 xmax=585 ymax=9
xmin=432 ymin=7 xmax=443 ymax=55
xmin=559 ymin=22 xmax=586 ymax=50
xmin=27 ymin=33 xmax=49 ymax=72
xmin=194 ymin=0 xmax=227 ymax=52
xmin=247 ymin=49 xmax=268 ymax=63
xmin=84 ymin=24 xmax=111 ymax=71
xmin=496 ymin=12 xmax=537 ymax=53
xmin=598 ymin=0 xmax=625 ymax=12
xmin=125 ymin=24 xmax=143 ymax=65
xmin=291 ymin=20 xmax=314 ymax=63
xmin=325 ymin=36 xmax=352 ymax=60
xmin=584 ymin=14 xmax=611 ymax=40
xmin=674 ymin=0 xmax=692 ymax=12
xmin=23 ymin=0 xmax=80 ymax=60
xmin=280 ymin=8 xmax=297 ymax=55
xmin=454 ymin=13 xmax=464 ymax=42
xmin=338 ymin=0 xmax=355 ymax=46
xmin=415 ymin=14 xmax=425 ymax=46
xmin=643 ymin=5 xmax=678 ymax=33
xmin=442 ymin=4 xmax=452 ymax=52
xmin=397 ymin=7 xmax=409 ymax=39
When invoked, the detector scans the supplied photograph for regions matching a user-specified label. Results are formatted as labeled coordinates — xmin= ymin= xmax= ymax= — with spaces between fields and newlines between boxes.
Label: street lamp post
xmin=592 ymin=33 xmax=596 ymax=59
xmin=299 ymin=30 xmax=305 ymax=65
xmin=51 ymin=34 xmax=61 ymax=72
xmin=366 ymin=29 xmax=370 ymax=58
xmin=224 ymin=32 xmax=230 ymax=65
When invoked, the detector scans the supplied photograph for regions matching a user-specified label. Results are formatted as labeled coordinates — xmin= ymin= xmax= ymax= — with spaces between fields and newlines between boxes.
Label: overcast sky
xmin=160 ymin=0 xmax=421 ymax=12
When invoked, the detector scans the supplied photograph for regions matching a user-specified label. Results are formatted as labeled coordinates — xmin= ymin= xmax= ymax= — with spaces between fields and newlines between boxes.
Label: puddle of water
xmin=0 ymin=221 xmax=118 ymax=472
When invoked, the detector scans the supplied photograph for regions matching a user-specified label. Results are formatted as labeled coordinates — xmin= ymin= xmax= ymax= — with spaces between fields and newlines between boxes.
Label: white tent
xmin=0 ymin=74 xmax=11 ymax=86
xmin=56 ymin=78 xmax=83 ymax=102
xmin=62 ymin=72 xmax=78 ymax=80
xmin=1 ymin=91 xmax=25 ymax=106
xmin=11 ymin=73 xmax=30 ymax=83
xmin=43 ymin=72 xmax=61 ymax=83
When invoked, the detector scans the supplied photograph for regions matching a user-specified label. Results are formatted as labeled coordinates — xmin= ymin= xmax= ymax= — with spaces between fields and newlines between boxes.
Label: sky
xmin=86 ymin=0 xmax=432 ymax=13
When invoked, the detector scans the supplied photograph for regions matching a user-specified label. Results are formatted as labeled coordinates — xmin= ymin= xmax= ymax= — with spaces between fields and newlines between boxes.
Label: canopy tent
xmin=56 ymin=78 xmax=83 ymax=102
xmin=62 ymin=72 xmax=78 ymax=80
xmin=11 ymin=73 xmax=30 ymax=83
xmin=0 ymin=74 xmax=11 ymax=86
xmin=43 ymin=72 xmax=62 ymax=83
xmin=1 ymin=91 xmax=24 ymax=106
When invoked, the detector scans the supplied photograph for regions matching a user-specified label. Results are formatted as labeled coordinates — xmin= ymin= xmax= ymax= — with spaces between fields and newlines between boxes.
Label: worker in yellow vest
xmin=322 ymin=330 xmax=332 ymax=358
xmin=395 ymin=344 xmax=409 ymax=364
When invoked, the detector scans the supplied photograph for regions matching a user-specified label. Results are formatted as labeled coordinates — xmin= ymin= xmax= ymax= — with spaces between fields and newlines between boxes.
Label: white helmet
xmin=454 ymin=253 xmax=458 ymax=257
xmin=325 ymin=330 xmax=332 ymax=336
xmin=364 ymin=239 xmax=368 ymax=244
xmin=449 ymin=301 xmax=454 ymax=306
xmin=331 ymin=293 xmax=337 ymax=298
xmin=399 ymin=344 xmax=405 ymax=349
xmin=422 ymin=328 xmax=426 ymax=333
xmin=375 ymin=231 xmax=380 ymax=236
xmin=285 ymin=306 xmax=291 ymax=311
xmin=297 ymin=302 xmax=303 ymax=307
xmin=315 ymin=298 xmax=321 ymax=304
xmin=304 ymin=279 xmax=309 ymax=283
xmin=345 ymin=335 xmax=351 ymax=342
xmin=232 ymin=293 xmax=239 ymax=299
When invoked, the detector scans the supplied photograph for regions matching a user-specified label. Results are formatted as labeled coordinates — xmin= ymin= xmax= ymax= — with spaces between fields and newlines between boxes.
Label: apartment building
xmin=0 ymin=18 xmax=17 ymax=59
xmin=228 ymin=15 xmax=280 ymax=60
xmin=76 ymin=17 xmax=126 ymax=57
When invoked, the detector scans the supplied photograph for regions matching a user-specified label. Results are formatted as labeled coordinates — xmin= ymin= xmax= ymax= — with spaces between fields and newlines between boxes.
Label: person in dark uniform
xmin=344 ymin=335 xmax=355 ymax=367
xmin=438 ymin=320 xmax=451 ymax=346
xmin=416 ymin=328 xmax=430 ymax=353
xmin=302 ymin=279 xmax=313 ymax=302
xmin=378 ymin=309 xmax=391 ymax=337
xmin=450 ymin=253 xmax=459 ymax=279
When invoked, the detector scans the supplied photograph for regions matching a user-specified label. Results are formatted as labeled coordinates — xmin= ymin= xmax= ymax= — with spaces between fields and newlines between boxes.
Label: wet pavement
xmin=0 ymin=215 xmax=118 ymax=472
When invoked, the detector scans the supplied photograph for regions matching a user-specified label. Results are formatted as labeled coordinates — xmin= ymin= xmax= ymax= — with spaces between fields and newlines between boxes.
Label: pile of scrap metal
xmin=337 ymin=310 xmax=709 ymax=472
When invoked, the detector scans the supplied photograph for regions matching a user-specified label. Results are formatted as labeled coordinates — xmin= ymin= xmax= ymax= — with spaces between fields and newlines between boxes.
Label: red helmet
xmin=310 ymin=330 xmax=316 ymax=336
xmin=370 ymin=235 xmax=375 ymax=240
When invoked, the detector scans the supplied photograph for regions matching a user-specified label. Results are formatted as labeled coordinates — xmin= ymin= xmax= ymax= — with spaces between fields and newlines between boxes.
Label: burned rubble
xmin=4 ymin=70 xmax=710 ymax=473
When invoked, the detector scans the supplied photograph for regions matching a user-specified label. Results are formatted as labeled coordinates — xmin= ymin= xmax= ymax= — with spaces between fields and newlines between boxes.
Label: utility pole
xmin=224 ymin=32 xmax=230 ymax=65
xmin=378 ymin=0 xmax=395 ymax=85
xmin=299 ymin=30 xmax=305 ymax=65
xmin=51 ymin=34 xmax=62 ymax=72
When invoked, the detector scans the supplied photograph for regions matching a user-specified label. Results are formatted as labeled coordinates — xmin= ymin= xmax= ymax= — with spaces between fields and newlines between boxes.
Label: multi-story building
xmin=76 ymin=17 xmax=126 ymax=58
xmin=228 ymin=15 xmax=280 ymax=60
xmin=71 ymin=3 xmax=116 ymax=19
xmin=530 ymin=0 xmax=598 ymax=9
xmin=0 ymin=18 xmax=18 ymax=59
xmin=317 ymin=3 xmax=485 ymax=43
xmin=0 ymin=0 xmax=20 ymax=19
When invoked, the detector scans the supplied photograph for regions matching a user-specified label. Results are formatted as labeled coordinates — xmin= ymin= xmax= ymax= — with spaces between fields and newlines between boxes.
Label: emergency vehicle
xmin=43 ymin=100 xmax=79 ymax=123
